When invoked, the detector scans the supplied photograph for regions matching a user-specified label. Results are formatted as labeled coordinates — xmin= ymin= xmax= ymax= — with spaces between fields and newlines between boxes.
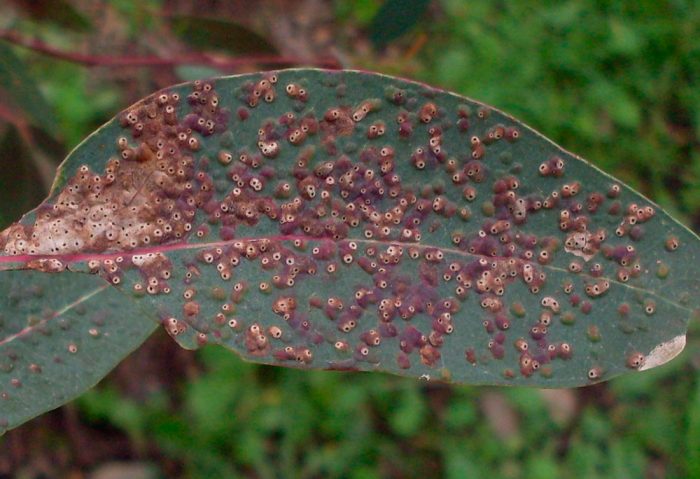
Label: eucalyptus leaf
xmin=0 ymin=271 xmax=157 ymax=433
xmin=1 ymin=69 xmax=699 ymax=433
xmin=369 ymin=0 xmax=431 ymax=47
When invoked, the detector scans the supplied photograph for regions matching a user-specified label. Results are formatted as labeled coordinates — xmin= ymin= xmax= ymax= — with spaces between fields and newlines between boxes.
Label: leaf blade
xmin=1 ymin=68 xmax=698 ymax=392
xmin=0 ymin=271 xmax=157 ymax=432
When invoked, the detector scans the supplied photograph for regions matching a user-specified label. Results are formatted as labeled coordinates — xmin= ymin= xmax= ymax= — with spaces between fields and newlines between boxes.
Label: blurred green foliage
xmin=423 ymin=1 xmax=700 ymax=224
xmin=368 ymin=0 xmax=431 ymax=47
xmin=75 ymin=343 xmax=700 ymax=479
xmin=1 ymin=0 xmax=700 ymax=478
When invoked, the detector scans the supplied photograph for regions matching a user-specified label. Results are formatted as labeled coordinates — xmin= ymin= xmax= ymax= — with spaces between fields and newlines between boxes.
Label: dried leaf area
xmin=1 ymin=69 xmax=699 ymax=410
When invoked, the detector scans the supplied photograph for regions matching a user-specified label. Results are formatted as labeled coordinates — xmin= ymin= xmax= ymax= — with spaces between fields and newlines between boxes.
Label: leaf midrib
xmin=0 ymin=233 xmax=691 ymax=313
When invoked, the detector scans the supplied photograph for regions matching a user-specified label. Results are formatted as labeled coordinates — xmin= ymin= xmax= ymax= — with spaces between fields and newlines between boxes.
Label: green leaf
xmin=0 ymin=126 xmax=50 ymax=224
xmin=0 ymin=270 xmax=157 ymax=433
xmin=687 ymin=377 xmax=700 ymax=477
xmin=169 ymin=15 xmax=277 ymax=56
xmin=0 ymin=42 xmax=60 ymax=136
xmin=369 ymin=0 xmax=431 ymax=47
xmin=10 ymin=0 xmax=93 ymax=32
xmin=1 ymin=69 xmax=699 ymax=431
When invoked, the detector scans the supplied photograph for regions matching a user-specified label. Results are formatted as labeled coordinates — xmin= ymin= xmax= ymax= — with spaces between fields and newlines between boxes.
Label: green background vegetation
xmin=1 ymin=1 xmax=700 ymax=477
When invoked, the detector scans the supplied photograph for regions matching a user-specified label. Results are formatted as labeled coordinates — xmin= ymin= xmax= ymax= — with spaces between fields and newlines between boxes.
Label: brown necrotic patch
xmin=1 ymin=81 xmax=227 ymax=260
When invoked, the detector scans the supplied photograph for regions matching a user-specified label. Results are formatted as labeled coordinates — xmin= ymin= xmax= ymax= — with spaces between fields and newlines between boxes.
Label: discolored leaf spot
xmin=638 ymin=335 xmax=686 ymax=371
xmin=11 ymin=0 xmax=92 ymax=32
xmin=0 ymin=68 xmax=699 ymax=428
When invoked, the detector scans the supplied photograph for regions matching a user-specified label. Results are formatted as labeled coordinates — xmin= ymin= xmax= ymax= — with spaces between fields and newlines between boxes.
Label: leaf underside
xmin=1 ymin=69 xmax=699 ymax=429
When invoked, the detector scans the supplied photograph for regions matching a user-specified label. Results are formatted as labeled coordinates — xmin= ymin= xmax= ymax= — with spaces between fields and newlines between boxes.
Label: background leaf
xmin=0 ymin=42 xmax=59 ymax=137
xmin=0 ymin=126 xmax=49 ymax=224
xmin=8 ymin=0 xmax=92 ymax=32
xmin=169 ymin=15 xmax=278 ymax=56
xmin=369 ymin=0 xmax=431 ymax=48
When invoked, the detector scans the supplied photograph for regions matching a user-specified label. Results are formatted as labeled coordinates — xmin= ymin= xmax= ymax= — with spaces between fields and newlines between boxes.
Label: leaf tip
xmin=639 ymin=334 xmax=686 ymax=371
